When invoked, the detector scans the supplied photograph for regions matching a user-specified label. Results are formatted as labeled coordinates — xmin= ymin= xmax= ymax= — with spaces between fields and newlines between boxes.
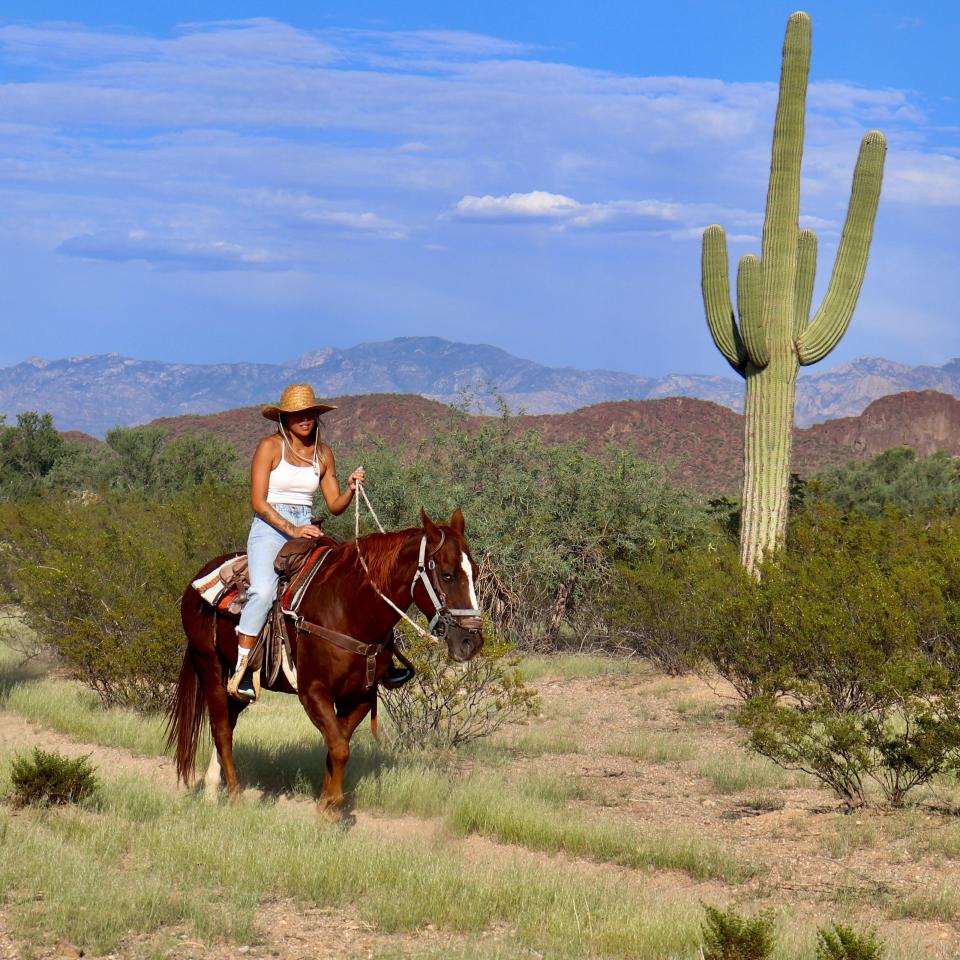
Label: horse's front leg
xmin=299 ymin=683 xmax=350 ymax=815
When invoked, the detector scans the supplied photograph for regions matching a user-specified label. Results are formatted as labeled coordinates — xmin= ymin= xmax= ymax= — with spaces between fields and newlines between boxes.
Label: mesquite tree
xmin=701 ymin=11 xmax=886 ymax=574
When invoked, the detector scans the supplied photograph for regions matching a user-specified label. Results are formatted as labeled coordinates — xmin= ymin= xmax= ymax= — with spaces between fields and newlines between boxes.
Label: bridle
xmin=411 ymin=529 xmax=482 ymax=638
xmin=353 ymin=482 xmax=482 ymax=642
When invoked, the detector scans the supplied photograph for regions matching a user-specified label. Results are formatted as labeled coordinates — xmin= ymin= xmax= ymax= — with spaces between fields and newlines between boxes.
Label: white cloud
xmin=453 ymin=190 xmax=579 ymax=220
xmin=57 ymin=230 xmax=286 ymax=270
xmin=450 ymin=190 xmax=758 ymax=240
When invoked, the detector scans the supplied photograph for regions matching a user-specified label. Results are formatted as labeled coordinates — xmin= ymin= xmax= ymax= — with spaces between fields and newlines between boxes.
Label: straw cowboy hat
xmin=261 ymin=383 xmax=337 ymax=421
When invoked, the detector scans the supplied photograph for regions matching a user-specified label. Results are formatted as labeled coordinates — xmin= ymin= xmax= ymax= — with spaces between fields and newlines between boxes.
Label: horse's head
xmin=412 ymin=507 xmax=485 ymax=663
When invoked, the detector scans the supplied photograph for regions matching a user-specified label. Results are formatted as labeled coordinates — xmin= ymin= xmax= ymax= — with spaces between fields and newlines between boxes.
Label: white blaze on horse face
xmin=461 ymin=552 xmax=479 ymax=609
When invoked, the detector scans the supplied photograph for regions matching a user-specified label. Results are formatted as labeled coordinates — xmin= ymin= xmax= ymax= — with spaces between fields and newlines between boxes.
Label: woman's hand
xmin=293 ymin=523 xmax=322 ymax=539
xmin=348 ymin=466 xmax=366 ymax=491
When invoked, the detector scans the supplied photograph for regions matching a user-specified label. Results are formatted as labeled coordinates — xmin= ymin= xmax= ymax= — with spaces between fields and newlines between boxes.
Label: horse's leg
xmin=334 ymin=697 xmax=373 ymax=805
xmin=203 ymin=744 xmax=222 ymax=797
xmin=202 ymin=695 xmax=247 ymax=797
xmin=199 ymin=647 xmax=244 ymax=798
xmin=299 ymin=685 xmax=351 ymax=814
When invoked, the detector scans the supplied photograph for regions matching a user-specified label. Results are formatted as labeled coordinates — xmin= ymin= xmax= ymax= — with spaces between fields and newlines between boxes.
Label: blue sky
xmin=1 ymin=1 xmax=957 ymax=377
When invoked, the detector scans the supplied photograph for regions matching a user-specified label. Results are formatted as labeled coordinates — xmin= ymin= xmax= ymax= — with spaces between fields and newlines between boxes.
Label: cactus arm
xmin=793 ymin=229 xmax=817 ymax=337
xmin=797 ymin=131 xmax=887 ymax=364
xmin=737 ymin=254 xmax=767 ymax=367
xmin=702 ymin=224 xmax=747 ymax=376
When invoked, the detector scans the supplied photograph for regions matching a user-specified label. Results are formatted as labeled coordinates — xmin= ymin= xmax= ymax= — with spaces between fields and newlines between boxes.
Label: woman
xmin=228 ymin=382 xmax=371 ymax=701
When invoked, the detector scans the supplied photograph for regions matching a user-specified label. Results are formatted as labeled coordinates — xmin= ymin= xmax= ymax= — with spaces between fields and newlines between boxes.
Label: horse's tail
xmin=165 ymin=648 xmax=207 ymax=786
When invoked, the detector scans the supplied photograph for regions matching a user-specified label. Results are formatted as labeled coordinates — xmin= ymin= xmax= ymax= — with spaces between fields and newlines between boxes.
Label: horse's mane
xmin=320 ymin=528 xmax=418 ymax=592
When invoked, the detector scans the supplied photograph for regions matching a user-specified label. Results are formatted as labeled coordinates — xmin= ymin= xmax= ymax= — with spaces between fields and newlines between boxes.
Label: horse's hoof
xmin=317 ymin=801 xmax=343 ymax=824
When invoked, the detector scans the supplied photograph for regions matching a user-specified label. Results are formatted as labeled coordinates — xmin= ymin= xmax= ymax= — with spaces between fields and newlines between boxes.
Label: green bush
xmin=607 ymin=542 xmax=735 ymax=674
xmin=815 ymin=922 xmax=885 ymax=960
xmin=698 ymin=505 xmax=960 ymax=807
xmin=700 ymin=904 xmax=776 ymax=960
xmin=812 ymin=447 xmax=960 ymax=517
xmin=380 ymin=624 xmax=540 ymax=751
xmin=0 ymin=413 xmax=66 ymax=500
xmin=9 ymin=747 xmax=99 ymax=807
xmin=0 ymin=483 xmax=249 ymax=711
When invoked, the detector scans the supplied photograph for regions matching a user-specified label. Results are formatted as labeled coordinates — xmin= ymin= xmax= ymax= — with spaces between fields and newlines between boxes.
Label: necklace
xmin=278 ymin=423 xmax=321 ymax=476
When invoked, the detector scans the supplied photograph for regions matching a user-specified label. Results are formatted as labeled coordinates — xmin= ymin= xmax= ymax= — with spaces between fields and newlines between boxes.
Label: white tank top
xmin=267 ymin=452 xmax=320 ymax=506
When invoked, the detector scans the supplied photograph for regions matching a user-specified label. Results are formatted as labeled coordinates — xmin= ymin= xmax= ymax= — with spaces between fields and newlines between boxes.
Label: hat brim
xmin=261 ymin=402 xmax=337 ymax=421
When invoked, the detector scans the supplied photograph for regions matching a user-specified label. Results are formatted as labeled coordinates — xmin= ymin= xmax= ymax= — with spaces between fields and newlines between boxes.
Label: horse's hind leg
xmin=203 ymin=744 xmax=222 ymax=797
xmin=197 ymin=647 xmax=245 ymax=798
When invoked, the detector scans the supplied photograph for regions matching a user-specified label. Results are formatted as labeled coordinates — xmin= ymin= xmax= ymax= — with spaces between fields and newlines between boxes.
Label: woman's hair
xmin=277 ymin=412 xmax=327 ymax=468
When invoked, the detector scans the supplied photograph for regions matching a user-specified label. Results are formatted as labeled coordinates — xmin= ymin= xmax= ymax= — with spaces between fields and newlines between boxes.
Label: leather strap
xmin=297 ymin=618 xmax=386 ymax=689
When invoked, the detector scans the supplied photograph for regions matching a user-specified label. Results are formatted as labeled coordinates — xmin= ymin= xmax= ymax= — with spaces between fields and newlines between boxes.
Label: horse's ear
xmin=450 ymin=507 xmax=465 ymax=535
xmin=421 ymin=508 xmax=442 ymax=543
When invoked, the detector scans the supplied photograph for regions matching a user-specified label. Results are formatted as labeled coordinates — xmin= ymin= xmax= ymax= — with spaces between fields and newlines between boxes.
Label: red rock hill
xmin=146 ymin=390 xmax=960 ymax=496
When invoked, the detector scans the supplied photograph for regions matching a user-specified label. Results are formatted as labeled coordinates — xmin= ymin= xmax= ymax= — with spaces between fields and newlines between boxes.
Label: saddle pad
xmin=192 ymin=556 xmax=245 ymax=606
xmin=281 ymin=544 xmax=331 ymax=610
xmin=216 ymin=587 xmax=241 ymax=613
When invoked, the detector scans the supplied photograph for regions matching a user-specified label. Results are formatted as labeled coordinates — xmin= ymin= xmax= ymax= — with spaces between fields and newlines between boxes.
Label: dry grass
xmin=2 ymin=640 xmax=958 ymax=959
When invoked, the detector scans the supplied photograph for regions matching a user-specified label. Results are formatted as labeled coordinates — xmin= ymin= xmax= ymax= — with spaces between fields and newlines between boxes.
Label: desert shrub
xmin=327 ymin=413 xmax=712 ymax=650
xmin=380 ymin=623 xmax=539 ymax=751
xmin=0 ymin=483 xmax=249 ymax=711
xmin=815 ymin=923 xmax=885 ymax=960
xmin=0 ymin=412 xmax=242 ymax=501
xmin=105 ymin=426 xmax=241 ymax=495
xmin=812 ymin=447 xmax=960 ymax=516
xmin=0 ymin=412 xmax=66 ymax=500
xmin=700 ymin=904 xmax=776 ymax=960
xmin=9 ymin=747 xmax=99 ymax=807
xmin=698 ymin=504 xmax=960 ymax=807
xmin=607 ymin=541 xmax=736 ymax=674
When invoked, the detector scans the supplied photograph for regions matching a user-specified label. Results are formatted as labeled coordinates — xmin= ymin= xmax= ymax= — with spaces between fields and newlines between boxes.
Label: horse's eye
xmin=442 ymin=573 xmax=454 ymax=583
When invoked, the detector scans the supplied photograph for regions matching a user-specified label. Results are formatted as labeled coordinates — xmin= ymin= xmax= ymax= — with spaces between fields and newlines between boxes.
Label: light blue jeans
xmin=236 ymin=503 xmax=312 ymax=637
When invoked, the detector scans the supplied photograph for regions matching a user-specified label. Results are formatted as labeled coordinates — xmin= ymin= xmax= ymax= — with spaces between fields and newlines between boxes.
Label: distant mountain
xmin=1 ymin=337 xmax=957 ymax=436
xmin=147 ymin=389 xmax=960 ymax=496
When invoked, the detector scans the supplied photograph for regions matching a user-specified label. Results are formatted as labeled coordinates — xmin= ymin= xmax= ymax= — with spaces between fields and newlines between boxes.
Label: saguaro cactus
xmin=702 ymin=11 xmax=886 ymax=574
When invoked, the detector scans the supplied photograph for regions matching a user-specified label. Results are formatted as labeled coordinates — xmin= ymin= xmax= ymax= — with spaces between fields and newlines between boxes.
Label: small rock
xmin=702 ymin=799 xmax=717 ymax=808
xmin=54 ymin=943 xmax=83 ymax=959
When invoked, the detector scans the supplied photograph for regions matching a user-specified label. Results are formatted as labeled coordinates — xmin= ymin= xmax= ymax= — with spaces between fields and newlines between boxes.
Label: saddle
xmin=194 ymin=532 xmax=411 ymax=696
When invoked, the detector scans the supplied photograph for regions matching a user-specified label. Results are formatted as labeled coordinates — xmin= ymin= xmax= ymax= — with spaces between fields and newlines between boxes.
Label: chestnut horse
xmin=166 ymin=508 xmax=484 ymax=813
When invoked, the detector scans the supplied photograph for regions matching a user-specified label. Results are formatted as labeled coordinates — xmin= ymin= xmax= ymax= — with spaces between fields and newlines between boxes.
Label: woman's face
xmin=283 ymin=410 xmax=318 ymax=441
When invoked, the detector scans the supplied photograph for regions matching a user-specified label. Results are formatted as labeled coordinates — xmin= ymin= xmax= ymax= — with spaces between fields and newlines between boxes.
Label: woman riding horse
xmin=228 ymin=382 xmax=409 ymax=701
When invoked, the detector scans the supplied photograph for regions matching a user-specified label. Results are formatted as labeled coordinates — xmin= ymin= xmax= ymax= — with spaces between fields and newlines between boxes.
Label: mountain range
xmin=2 ymin=336 xmax=958 ymax=436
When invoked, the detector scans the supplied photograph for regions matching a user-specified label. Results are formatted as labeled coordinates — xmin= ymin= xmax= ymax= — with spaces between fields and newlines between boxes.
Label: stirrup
xmin=227 ymin=663 xmax=261 ymax=703
xmin=382 ymin=659 xmax=414 ymax=690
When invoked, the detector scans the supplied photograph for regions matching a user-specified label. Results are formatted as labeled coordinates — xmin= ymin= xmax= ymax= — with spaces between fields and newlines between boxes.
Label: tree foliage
xmin=811 ymin=448 xmax=960 ymax=516
xmin=326 ymin=413 xmax=712 ymax=650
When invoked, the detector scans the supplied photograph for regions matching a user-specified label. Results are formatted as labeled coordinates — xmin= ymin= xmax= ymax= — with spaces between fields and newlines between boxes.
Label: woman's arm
xmin=318 ymin=445 xmax=365 ymax=516
xmin=250 ymin=437 xmax=321 ymax=538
